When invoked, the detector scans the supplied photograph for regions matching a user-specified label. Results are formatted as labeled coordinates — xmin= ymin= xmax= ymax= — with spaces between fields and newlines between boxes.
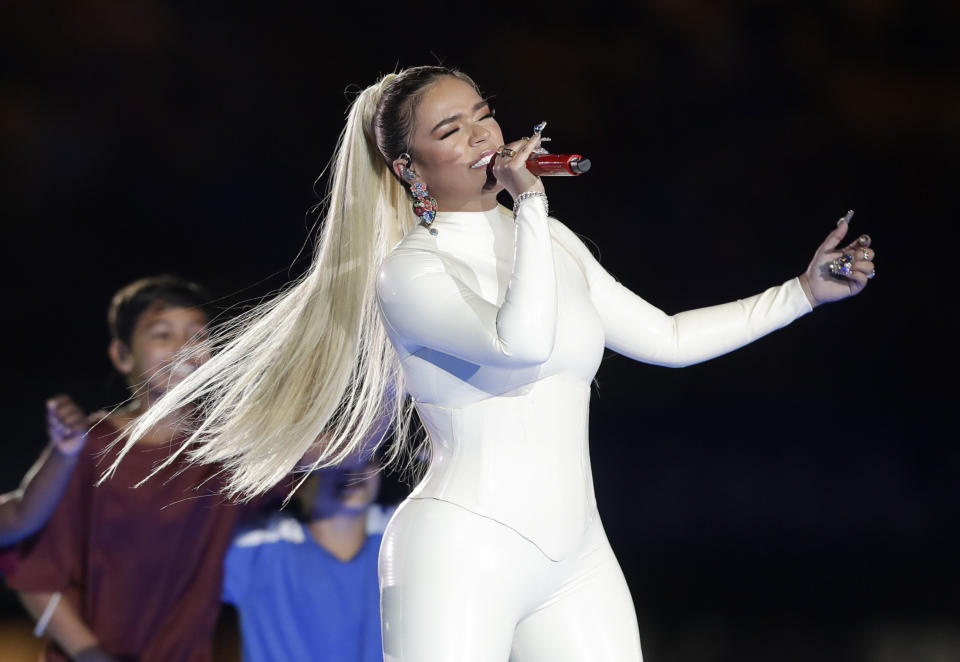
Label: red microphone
xmin=526 ymin=153 xmax=591 ymax=176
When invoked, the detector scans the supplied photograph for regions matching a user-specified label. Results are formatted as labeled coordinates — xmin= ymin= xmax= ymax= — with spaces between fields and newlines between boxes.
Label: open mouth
xmin=470 ymin=151 xmax=495 ymax=169
xmin=166 ymin=362 xmax=196 ymax=381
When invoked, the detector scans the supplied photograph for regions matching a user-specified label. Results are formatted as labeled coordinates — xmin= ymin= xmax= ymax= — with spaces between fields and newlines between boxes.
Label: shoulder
xmin=72 ymin=417 xmax=122 ymax=469
xmin=87 ymin=416 xmax=121 ymax=446
xmin=379 ymin=231 xmax=446 ymax=275
xmin=548 ymin=217 xmax=595 ymax=258
xmin=377 ymin=235 xmax=450 ymax=304
xmin=547 ymin=217 xmax=604 ymax=282
xmin=232 ymin=513 xmax=306 ymax=550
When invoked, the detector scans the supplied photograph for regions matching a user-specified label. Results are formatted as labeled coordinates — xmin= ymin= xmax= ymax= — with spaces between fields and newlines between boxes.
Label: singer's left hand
xmin=798 ymin=218 xmax=876 ymax=307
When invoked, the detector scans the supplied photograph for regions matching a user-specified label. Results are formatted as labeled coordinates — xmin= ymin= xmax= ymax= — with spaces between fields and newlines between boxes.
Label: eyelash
xmin=440 ymin=109 xmax=496 ymax=140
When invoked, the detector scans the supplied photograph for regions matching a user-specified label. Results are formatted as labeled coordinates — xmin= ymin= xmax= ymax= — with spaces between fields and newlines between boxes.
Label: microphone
xmin=526 ymin=153 xmax=592 ymax=177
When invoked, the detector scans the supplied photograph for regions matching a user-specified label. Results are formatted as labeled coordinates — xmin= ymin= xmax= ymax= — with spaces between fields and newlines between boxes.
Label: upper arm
xmin=548 ymin=220 xmax=681 ymax=364
xmin=0 ymin=490 xmax=27 ymax=546
xmin=377 ymin=250 xmax=550 ymax=368
xmin=5 ymin=451 xmax=90 ymax=593
xmin=548 ymin=220 xmax=811 ymax=367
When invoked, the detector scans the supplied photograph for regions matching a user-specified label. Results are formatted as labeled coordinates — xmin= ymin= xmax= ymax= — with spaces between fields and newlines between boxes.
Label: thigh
xmin=380 ymin=498 xmax=542 ymax=662
xmin=509 ymin=542 xmax=644 ymax=662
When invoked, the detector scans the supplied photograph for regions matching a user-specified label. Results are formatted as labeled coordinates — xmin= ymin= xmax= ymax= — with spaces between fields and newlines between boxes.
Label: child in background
xmin=222 ymin=451 xmax=388 ymax=662
xmin=0 ymin=396 xmax=91 ymax=574
xmin=8 ymin=276 xmax=261 ymax=662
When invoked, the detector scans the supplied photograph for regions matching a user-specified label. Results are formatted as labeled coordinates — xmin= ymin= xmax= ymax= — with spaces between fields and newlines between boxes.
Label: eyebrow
xmin=430 ymin=98 xmax=493 ymax=134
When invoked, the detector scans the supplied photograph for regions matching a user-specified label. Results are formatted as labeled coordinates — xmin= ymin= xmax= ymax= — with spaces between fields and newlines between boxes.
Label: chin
xmin=481 ymin=174 xmax=502 ymax=194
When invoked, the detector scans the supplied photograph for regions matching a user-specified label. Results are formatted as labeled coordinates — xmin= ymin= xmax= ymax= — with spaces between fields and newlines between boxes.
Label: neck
xmin=114 ymin=395 xmax=192 ymax=447
xmin=436 ymin=190 xmax=500 ymax=213
xmin=307 ymin=512 xmax=368 ymax=562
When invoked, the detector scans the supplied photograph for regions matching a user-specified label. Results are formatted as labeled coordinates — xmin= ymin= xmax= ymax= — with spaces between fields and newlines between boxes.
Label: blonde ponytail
xmin=103 ymin=73 xmax=422 ymax=500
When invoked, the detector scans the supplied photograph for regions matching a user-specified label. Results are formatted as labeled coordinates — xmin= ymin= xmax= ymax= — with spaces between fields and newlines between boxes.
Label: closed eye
xmin=439 ymin=108 xmax=496 ymax=140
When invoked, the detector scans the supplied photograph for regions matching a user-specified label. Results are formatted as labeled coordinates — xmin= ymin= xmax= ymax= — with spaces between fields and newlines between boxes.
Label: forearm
xmin=377 ymin=203 xmax=559 ymax=368
xmin=0 ymin=445 xmax=79 ymax=545
xmin=20 ymin=591 xmax=100 ymax=658
xmin=602 ymin=277 xmax=813 ymax=367
xmin=496 ymin=198 xmax=558 ymax=362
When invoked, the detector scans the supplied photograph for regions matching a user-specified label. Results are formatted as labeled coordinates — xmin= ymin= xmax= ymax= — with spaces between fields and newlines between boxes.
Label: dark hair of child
xmin=108 ymin=275 xmax=212 ymax=345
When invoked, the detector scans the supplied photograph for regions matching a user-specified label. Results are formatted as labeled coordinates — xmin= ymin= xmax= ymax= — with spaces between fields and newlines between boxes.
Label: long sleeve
xmin=377 ymin=201 xmax=557 ymax=367
xmin=551 ymin=221 xmax=813 ymax=368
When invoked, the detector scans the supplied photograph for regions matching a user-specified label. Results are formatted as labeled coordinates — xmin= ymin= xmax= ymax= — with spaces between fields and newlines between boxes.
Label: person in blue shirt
xmin=222 ymin=452 xmax=389 ymax=662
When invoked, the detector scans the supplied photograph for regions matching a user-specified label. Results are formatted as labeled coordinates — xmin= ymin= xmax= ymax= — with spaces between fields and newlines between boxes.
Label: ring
xmin=862 ymin=248 xmax=871 ymax=261
xmin=497 ymin=146 xmax=517 ymax=158
xmin=829 ymin=253 xmax=855 ymax=278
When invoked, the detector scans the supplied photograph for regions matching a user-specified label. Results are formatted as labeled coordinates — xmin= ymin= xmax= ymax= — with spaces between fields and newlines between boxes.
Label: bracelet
xmin=512 ymin=191 xmax=549 ymax=218
xmin=33 ymin=592 xmax=61 ymax=636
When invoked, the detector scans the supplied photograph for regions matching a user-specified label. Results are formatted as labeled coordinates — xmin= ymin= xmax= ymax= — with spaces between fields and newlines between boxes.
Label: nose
xmin=469 ymin=121 xmax=490 ymax=145
xmin=189 ymin=347 xmax=212 ymax=366
xmin=182 ymin=334 xmax=211 ymax=365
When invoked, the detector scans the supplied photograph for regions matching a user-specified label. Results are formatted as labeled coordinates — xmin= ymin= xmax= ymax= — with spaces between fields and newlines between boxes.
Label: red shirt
xmin=8 ymin=419 xmax=246 ymax=662
xmin=0 ymin=545 xmax=17 ymax=576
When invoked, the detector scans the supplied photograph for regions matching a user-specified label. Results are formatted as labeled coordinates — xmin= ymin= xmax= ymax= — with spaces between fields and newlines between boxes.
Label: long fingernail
xmin=533 ymin=121 xmax=547 ymax=134
xmin=837 ymin=209 xmax=854 ymax=226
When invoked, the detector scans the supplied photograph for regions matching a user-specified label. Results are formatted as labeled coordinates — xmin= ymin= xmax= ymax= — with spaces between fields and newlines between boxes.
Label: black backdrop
xmin=2 ymin=2 xmax=957 ymax=661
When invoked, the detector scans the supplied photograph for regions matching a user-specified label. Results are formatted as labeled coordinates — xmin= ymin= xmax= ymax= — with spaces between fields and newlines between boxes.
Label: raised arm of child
xmin=0 ymin=396 xmax=93 ymax=546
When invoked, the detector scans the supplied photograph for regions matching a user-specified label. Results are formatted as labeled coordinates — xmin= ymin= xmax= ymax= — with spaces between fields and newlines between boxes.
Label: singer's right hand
xmin=493 ymin=134 xmax=545 ymax=199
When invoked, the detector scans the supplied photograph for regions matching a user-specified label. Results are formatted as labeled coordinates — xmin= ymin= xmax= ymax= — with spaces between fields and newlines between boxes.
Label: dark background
xmin=1 ymin=1 xmax=957 ymax=660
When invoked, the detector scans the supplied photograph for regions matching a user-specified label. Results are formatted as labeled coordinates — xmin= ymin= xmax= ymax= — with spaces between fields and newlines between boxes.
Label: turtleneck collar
xmin=432 ymin=204 xmax=512 ymax=232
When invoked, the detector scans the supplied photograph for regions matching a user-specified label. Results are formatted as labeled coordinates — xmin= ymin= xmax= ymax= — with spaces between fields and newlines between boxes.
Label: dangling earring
xmin=400 ymin=153 xmax=438 ymax=235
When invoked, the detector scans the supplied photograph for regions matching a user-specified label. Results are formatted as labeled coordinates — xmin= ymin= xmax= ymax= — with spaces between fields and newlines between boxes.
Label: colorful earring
xmin=400 ymin=153 xmax=438 ymax=235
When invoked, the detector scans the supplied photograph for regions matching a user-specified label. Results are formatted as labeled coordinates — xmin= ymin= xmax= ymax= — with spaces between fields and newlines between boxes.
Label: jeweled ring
xmin=497 ymin=146 xmax=517 ymax=158
xmin=829 ymin=253 xmax=855 ymax=278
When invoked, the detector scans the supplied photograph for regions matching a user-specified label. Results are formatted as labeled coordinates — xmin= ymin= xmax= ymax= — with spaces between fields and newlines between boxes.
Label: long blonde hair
xmin=103 ymin=67 xmax=474 ymax=499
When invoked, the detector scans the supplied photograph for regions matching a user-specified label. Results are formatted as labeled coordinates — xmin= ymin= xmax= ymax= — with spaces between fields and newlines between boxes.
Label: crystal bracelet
xmin=512 ymin=191 xmax=549 ymax=218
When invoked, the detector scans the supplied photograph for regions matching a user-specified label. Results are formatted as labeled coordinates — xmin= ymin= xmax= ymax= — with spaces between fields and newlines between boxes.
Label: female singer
xmin=110 ymin=66 xmax=876 ymax=661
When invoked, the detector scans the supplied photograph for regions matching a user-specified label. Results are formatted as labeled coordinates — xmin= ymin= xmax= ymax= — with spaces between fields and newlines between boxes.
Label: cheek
xmin=489 ymin=121 xmax=504 ymax=145
xmin=140 ymin=344 xmax=178 ymax=372
xmin=426 ymin=141 xmax=467 ymax=166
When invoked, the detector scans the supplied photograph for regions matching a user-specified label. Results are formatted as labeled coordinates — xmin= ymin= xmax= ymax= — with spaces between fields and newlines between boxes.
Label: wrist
xmin=506 ymin=178 xmax=544 ymax=200
xmin=512 ymin=191 xmax=549 ymax=218
xmin=798 ymin=273 xmax=818 ymax=309
xmin=50 ymin=438 xmax=85 ymax=459
xmin=73 ymin=645 xmax=113 ymax=662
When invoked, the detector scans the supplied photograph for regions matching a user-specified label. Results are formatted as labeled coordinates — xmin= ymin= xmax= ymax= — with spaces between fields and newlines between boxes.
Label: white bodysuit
xmin=375 ymin=201 xmax=812 ymax=662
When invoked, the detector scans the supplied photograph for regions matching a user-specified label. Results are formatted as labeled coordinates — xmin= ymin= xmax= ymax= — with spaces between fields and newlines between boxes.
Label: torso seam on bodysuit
xmin=409 ymin=496 xmax=563 ymax=563
xmin=403 ymin=367 xmax=590 ymax=410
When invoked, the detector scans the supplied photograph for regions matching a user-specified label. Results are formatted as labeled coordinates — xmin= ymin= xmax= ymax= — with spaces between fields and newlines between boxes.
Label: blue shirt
xmin=223 ymin=514 xmax=383 ymax=662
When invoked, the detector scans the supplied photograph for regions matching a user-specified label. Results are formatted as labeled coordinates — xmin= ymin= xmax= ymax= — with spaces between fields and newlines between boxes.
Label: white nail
xmin=837 ymin=209 xmax=854 ymax=226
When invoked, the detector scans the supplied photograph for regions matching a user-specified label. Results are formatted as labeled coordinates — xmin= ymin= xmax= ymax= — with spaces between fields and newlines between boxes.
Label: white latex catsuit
xmin=375 ymin=200 xmax=812 ymax=662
